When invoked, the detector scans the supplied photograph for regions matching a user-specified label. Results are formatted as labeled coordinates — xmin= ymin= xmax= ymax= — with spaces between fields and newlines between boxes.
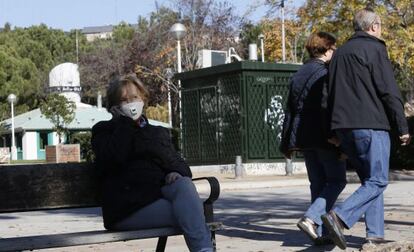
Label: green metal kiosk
xmin=176 ymin=61 xmax=300 ymax=165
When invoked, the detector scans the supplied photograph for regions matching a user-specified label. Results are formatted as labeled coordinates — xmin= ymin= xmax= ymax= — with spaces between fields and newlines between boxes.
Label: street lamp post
xmin=7 ymin=94 xmax=17 ymax=160
xmin=169 ymin=23 xmax=186 ymax=74
xmin=164 ymin=68 xmax=174 ymax=128
xmin=169 ymin=23 xmax=187 ymax=150
xmin=281 ymin=0 xmax=286 ymax=63
xmin=258 ymin=34 xmax=265 ymax=63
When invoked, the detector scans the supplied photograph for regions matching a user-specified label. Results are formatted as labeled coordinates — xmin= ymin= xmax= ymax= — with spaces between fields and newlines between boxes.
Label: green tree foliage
xmin=298 ymin=0 xmax=414 ymax=90
xmin=113 ymin=22 xmax=135 ymax=43
xmin=0 ymin=1 xmax=246 ymax=128
xmin=69 ymin=132 xmax=95 ymax=162
xmin=0 ymin=24 xmax=78 ymax=122
xmin=146 ymin=103 xmax=169 ymax=123
xmin=39 ymin=94 xmax=75 ymax=144
xmin=239 ymin=22 xmax=264 ymax=58
xmin=262 ymin=18 xmax=305 ymax=63
xmin=252 ymin=0 xmax=413 ymax=90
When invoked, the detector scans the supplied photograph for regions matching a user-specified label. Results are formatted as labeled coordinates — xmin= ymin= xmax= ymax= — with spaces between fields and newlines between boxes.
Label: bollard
xmin=235 ymin=155 xmax=244 ymax=179
xmin=285 ymin=158 xmax=293 ymax=176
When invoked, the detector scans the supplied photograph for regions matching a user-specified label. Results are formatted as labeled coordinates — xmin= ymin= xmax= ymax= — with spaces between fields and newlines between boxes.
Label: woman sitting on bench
xmin=91 ymin=74 xmax=213 ymax=252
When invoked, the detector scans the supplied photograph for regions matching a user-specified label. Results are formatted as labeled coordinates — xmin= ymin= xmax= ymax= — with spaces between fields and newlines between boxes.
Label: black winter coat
xmin=328 ymin=31 xmax=408 ymax=135
xmin=91 ymin=116 xmax=192 ymax=229
xmin=280 ymin=58 xmax=333 ymax=154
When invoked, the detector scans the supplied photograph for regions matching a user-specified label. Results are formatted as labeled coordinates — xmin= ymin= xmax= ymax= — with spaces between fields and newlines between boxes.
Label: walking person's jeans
xmin=113 ymin=177 xmax=213 ymax=252
xmin=303 ymin=148 xmax=347 ymax=236
xmin=334 ymin=129 xmax=390 ymax=238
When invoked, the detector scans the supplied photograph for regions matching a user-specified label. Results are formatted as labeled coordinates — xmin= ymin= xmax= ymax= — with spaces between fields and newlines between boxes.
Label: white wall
xmin=22 ymin=131 xmax=38 ymax=160
xmin=51 ymin=132 xmax=59 ymax=145
xmin=85 ymin=32 xmax=113 ymax=42
xmin=51 ymin=132 xmax=66 ymax=145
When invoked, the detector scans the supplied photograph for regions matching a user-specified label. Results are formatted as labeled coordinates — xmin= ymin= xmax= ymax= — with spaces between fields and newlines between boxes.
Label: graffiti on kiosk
xmin=256 ymin=77 xmax=272 ymax=83
xmin=265 ymin=95 xmax=285 ymax=141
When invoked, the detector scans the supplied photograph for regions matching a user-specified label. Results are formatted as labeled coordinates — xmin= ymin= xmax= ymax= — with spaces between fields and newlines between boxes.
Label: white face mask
xmin=120 ymin=101 xmax=144 ymax=120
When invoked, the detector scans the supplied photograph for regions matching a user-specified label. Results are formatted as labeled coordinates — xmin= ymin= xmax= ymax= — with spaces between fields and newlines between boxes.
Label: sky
xmin=0 ymin=0 xmax=305 ymax=31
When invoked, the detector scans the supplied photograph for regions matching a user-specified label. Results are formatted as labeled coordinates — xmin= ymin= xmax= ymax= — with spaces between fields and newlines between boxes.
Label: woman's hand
xmin=400 ymin=134 xmax=411 ymax=146
xmin=165 ymin=172 xmax=182 ymax=184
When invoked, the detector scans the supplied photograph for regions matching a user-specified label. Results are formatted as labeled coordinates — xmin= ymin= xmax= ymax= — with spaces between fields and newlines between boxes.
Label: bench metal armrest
xmin=192 ymin=177 xmax=220 ymax=222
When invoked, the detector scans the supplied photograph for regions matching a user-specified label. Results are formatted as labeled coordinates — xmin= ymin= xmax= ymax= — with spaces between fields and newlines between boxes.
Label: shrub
xmin=146 ymin=104 xmax=169 ymax=123
xmin=69 ymin=132 xmax=95 ymax=163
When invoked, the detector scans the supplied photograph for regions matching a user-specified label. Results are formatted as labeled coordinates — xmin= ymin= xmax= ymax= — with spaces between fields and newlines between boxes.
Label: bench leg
xmin=156 ymin=236 xmax=168 ymax=252
xmin=211 ymin=231 xmax=217 ymax=252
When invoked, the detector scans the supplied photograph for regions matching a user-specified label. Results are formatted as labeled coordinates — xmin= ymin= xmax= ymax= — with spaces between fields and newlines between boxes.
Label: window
xmin=39 ymin=132 xmax=48 ymax=149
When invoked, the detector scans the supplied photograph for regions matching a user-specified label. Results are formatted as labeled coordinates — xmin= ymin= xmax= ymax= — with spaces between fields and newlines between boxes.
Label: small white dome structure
xmin=49 ymin=63 xmax=81 ymax=103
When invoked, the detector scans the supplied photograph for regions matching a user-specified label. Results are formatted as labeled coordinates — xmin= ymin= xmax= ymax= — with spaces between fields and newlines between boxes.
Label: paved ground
xmin=0 ymin=175 xmax=413 ymax=252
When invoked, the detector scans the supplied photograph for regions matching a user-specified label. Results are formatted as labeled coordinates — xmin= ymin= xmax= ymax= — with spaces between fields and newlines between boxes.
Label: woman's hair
xmin=305 ymin=32 xmax=336 ymax=58
xmin=106 ymin=73 xmax=149 ymax=112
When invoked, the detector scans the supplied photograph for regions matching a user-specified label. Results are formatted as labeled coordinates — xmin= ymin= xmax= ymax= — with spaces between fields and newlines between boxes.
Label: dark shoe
xmin=361 ymin=237 xmax=391 ymax=250
xmin=297 ymin=217 xmax=318 ymax=241
xmin=314 ymin=236 xmax=334 ymax=246
xmin=321 ymin=211 xmax=347 ymax=250
xmin=365 ymin=237 xmax=391 ymax=245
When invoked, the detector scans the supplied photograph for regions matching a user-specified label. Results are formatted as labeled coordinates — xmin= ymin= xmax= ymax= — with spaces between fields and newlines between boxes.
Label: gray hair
xmin=353 ymin=9 xmax=380 ymax=31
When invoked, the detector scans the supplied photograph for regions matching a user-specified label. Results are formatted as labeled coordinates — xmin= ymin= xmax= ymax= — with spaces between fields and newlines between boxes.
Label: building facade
xmin=81 ymin=25 xmax=113 ymax=42
xmin=0 ymin=63 xmax=168 ymax=160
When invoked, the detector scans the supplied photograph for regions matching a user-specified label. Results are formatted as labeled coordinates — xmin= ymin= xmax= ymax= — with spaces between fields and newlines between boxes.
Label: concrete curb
xmin=195 ymin=178 xmax=309 ymax=193
xmin=346 ymin=171 xmax=414 ymax=184
xmin=195 ymin=171 xmax=414 ymax=193
xmin=219 ymin=178 xmax=310 ymax=192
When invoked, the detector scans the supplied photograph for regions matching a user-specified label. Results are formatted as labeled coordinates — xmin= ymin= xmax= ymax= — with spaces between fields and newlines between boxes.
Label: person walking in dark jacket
xmin=91 ymin=74 xmax=213 ymax=252
xmin=280 ymin=32 xmax=346 ymax=245
xmin=321 ymin=8 xmax=411 ymax=250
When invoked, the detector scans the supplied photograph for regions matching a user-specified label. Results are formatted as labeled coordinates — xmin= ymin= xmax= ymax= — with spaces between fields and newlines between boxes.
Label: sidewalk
xmin=192 ymin=169 xmax=414 ymax=193
xmin=192 ymin=172 xmax=309 ymax=193
xmin=0 ymin=171 xmax=413 ymax=252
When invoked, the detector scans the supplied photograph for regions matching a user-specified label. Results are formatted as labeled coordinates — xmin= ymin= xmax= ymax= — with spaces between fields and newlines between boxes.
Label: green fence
xmin=177 ymin=61 xmax=300 ymax=165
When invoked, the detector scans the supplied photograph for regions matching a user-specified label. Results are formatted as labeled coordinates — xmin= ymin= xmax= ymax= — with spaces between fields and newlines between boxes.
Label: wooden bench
xmin=0 ymin=163 xmax=222 ymax=251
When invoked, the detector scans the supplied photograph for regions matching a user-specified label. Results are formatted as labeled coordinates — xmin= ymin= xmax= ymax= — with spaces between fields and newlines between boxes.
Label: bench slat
xmin=0 ymin=163 xmax=223 ymax=251
xmin=0 ymin=228 xmax=181 ymax=252
xmin=0 ymin=223 xmax=223 ymax=251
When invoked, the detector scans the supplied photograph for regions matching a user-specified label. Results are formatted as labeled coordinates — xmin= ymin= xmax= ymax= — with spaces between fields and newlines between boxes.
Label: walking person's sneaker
xmin=365 ymin=237 xmax=391 ymax=245
xmin=297 ymin=217 xmax=318 ymax=241
xmin=361 ymin=237 xmax=391 ymax=250
xmin=321 ymin=211 xmax=347 ymax=250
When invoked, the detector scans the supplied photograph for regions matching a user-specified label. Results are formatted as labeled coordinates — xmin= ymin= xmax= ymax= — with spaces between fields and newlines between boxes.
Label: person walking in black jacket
xmin=91 ymin=74 xmax=213 ymax=252
xmin=321 ymin=8 xmax=411 ymax=250
xmin=280 ymin=32 xmax=346 ymax=245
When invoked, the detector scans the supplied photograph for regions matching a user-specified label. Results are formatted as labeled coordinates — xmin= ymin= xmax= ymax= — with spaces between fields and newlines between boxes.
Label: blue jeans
xmin=303 ymin=148 xmax=347 ymax=236
xmin=112 ymin=177 xmax=213 ymax=252
xmin=334 ymin=129 xmax=390 ymax=238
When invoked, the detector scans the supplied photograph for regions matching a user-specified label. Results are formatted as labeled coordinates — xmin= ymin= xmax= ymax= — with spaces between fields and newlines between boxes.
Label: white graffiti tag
xmin=265 ymin=95 xmax=285 ymax=141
